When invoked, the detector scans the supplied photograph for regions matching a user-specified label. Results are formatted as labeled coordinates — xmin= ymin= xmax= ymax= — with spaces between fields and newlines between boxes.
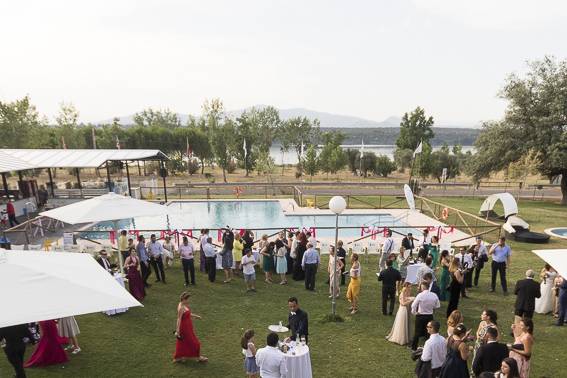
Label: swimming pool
xmin=544 ymin=227 xmax=567 ymax=240
xmin=85 ymin=200 xmax=417 ymax=240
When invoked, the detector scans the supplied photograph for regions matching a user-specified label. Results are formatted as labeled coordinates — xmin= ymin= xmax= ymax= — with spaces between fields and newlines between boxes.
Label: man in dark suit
xmin=378 ymin=258 xmax=402 ymax=315
xmin=0 ymin=323 xmax=33 ymax=378
xmin=401 ymin=232 xmax=415 ymax=257
xmin=97 ymin=250 xmax=113 ymax=274
xmin=286 ymin=296 xmax=309 ymax=343
xmin=337 ymin=240 xmax=347 ymax=286
xmin=472 ymin=327 xmax=509 ymax=376
xmin=514 ymin=269 xmax=541 ymax=323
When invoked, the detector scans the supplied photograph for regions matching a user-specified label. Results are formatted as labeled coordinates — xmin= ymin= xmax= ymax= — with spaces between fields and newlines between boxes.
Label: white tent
xmin=39 ymin=192 xmax=174 ymax=269
xmin=0 ymin=250 xmax=142 ymax=328
xmin=479 ymin=193 xmax=519 ymax=219
xmin=533 ymin=249 xmax=567 ymax=279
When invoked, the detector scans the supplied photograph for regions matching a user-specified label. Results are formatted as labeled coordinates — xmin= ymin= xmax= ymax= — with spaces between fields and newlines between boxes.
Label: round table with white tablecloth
xmin=405 ymin=263 xmax=424 ymax=284
xmin=282 ymin=343 xmax=312 ymax=378
xmin=104 ymin=273 xmax=129 ymax=316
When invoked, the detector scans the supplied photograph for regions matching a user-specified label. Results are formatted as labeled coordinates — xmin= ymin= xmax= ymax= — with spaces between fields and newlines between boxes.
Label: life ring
xmin=441 ymin=207 xmax=449 ymax=220
xmin=233 ymin=186 xmax=243 ymax=198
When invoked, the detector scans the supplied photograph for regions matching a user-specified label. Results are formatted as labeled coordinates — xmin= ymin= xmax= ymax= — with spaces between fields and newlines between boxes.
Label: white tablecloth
xmin=405 ymin=263 xmax=425 ymax=284
xmin=283 ymin=344 xmax=312 ymax=378
xmin=104 ymin=273 xmax=129 ymax=316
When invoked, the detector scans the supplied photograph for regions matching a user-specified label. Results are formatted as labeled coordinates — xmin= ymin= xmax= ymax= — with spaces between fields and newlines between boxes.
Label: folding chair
xmin=319 ymin=241 xmax=330 ymax=255
xmin=10 ymin=244 xmax=25 ymax=250
xmin=367 ymin=240 xmax=380 ymax=263
xmin=27 ymin=244 xmax=42 ymax=251
xmin=351 ymin=242 xmax=365 ymax=262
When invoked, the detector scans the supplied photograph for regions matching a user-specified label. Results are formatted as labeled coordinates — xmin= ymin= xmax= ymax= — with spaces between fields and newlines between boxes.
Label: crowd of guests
xmin=4 ymin=224 xmax=566 ymax=378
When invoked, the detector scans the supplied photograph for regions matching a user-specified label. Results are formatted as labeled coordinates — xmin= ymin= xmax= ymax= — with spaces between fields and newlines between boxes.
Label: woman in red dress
xmin=25 ymin=320 xmax=69 ymax=367
xmin=173 ymin=291 xmax=208 ymax=363
xmin=124 ymin=247 xmax=146 ymax=301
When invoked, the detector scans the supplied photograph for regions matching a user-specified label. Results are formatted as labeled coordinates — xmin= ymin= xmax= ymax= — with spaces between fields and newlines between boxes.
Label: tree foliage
xmin=395 ymin=106 xmax=435 ymax=150
xmin=374 ymin=155 xmax=396 ymax=177
xmin=319 ymin=132 xmax=347 ymax=176
xmin=0 ymin=96 xmax=45 ymax=148
xmin=303 ymin=145 xmax=319 ymax=178
xmin=468 ymin=57 xmax=567 ymax=204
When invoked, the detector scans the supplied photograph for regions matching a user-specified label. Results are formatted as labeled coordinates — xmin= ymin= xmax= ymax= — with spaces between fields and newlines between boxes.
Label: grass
xmin=3 ymin=196 xmax=567 ymax=377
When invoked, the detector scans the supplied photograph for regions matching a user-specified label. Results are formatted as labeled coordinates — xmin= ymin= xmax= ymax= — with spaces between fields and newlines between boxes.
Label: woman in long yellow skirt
xmin=346 ymin=253 xmax=361 ymax=314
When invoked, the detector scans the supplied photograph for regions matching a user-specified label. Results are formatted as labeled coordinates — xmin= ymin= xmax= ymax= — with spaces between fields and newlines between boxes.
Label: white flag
xmin=413 ymin=141 xmax=423 ymax=157
xmin=360 ymin=139 xmax=364 ymax=159
xmin=243 ymin=139 xmax=247 ymax=158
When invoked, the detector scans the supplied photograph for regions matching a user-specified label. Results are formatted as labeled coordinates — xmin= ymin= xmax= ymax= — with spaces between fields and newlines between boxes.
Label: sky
xmin=1 ymin=0 xmax=566 ymax=125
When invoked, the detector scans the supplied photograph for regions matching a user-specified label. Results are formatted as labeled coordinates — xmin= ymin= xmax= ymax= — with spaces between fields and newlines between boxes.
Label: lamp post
xmin=329 ymin=195 xmax=346 ymax=316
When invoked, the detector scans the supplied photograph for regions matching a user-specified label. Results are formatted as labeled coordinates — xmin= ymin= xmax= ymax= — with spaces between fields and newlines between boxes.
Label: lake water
xmin=269 ymin=145 xmax=475 ymax=165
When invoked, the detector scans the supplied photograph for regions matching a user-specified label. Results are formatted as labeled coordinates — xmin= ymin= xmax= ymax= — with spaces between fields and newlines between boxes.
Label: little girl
xmin=241 ymin=329 xmax=258 ymax=377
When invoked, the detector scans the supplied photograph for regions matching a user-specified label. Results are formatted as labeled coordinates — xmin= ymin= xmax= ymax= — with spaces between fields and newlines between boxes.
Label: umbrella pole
xmin=114 ymin=220 xmax=124 ymax=274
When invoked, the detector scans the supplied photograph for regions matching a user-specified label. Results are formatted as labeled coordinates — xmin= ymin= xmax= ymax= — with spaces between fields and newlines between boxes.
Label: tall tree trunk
xmin=222 ymin=168 xmax=227 ymax=183
xmin=561 ymin=172 xmax=567 ymax=205
xmin=200 ymin=158 xmax=205 ymax=175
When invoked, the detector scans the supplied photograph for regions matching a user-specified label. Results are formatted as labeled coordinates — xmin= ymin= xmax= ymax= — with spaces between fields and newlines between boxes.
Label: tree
xmin=0 ymin=96 xmax=44 ymax=148
xmin=255 ymin=150 xmax=276 ymax=178
xmin=429 ymin=144 xmax=460 ymax=182
xmin=374 ymin=155 xmax=396 ymax=177
xmin=234 ymin=110 xmax=257 ymax=176
xmin=357 ymin=151 xmax=377 ymax=177
xmin=303 ymin=145 xmax=319 ymax=179
xmin=277 ymin=116 xmax=320 ymax=163
xmin=345 ymin=149 xmax=359 ymax=173
xmin=395 ymin=106 xmax=435 ymax=151
xmin=133 ymin=108 xmax=181 ymax=128
xmin=319 ymin=132 xmax=346 ymax=177
xmin=469 ymin=57 xmax=567 ymax=204
xmin=56 ymin=102 xmax=84 ymax=148
xmin=210 ymin=119 xmax=236 ymax=182
xmin=394 ymin=148 xmax=413 ymax=172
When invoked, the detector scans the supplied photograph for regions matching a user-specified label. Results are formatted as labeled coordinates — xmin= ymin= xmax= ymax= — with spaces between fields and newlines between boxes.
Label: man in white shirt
xmin=202 ymin=237 xmax=217 ymax=283
xmin=418 ymin=320 xmax=446 ymax=378
xmin=255 ymin=332 xmax=287 ymax=378
xmin=241 ymin=248 xmax=257 ymax=292
xmin=458 ymin=247 xmax=474 ymax=298
xmin=179 ymin=236 xmax=195 ymax=286
xmin=473 ymin=236 xmax=488 ymax=287
xmin=379 ymin=229 xmax=395 ymax=271
xmin=411 ymin=283 xmax=440 ymax=351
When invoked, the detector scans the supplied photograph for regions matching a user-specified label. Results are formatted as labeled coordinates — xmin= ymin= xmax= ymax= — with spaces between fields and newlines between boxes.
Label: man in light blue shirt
xmin=147 ymin=234 xmax=166 ymax=284
xmin=136 ymin=235 xmax=151 ymax=287
xmin=489 ymin=236 xmax=512 ymax=293
xmin=302 ymin=243 xmax=320 ymax=291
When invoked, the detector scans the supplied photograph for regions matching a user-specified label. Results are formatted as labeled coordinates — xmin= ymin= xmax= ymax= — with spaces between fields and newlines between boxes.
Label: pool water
xmin=86 ymin=200 xmax=416 ymax=239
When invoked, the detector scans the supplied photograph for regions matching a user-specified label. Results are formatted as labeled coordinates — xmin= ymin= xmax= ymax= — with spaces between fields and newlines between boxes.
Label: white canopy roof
xmin=0 ymin=148 xmax=168 ymax=173
xmin=479 ymin=193 xmax=519 ymax=218
xmin=39 ymin=192 xmax=172 ymax=224
xmin=0 ymin=250 xmax=141 ymax=327
xmin=533 ymin=249 xmax=567 ymax=279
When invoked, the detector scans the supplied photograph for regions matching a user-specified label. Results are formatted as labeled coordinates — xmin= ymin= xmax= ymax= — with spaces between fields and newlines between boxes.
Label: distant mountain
xmin=99 ymin=106 xmax=479 ymax=129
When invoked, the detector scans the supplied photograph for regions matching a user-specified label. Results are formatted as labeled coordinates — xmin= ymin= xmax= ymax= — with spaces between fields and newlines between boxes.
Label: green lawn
xmin=3 ymin=197 xmax=567 ymax=377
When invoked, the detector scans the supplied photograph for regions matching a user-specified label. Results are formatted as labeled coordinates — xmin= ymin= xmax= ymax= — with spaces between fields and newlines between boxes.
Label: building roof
xmin=0 ymin=149 xmax=168 ymax=173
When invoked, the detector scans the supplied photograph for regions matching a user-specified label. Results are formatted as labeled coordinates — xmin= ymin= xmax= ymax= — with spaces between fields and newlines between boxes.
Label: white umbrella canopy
xmin=533 ymin=249 xmax=567 ymax=278
xmin=39 ymin=192 xmax=171 ymax=225
xmin=0 ymin=250 xmax=142 ymax=328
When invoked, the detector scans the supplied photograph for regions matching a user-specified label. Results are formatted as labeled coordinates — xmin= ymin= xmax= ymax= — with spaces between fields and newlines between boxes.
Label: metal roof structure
xmin=0 ymin=149 xmax=168 ymax=173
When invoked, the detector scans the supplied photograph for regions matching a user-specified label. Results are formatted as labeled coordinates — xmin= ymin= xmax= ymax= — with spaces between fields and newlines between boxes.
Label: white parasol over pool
xmin=40 ymin=192 xmax=175 ymax=269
